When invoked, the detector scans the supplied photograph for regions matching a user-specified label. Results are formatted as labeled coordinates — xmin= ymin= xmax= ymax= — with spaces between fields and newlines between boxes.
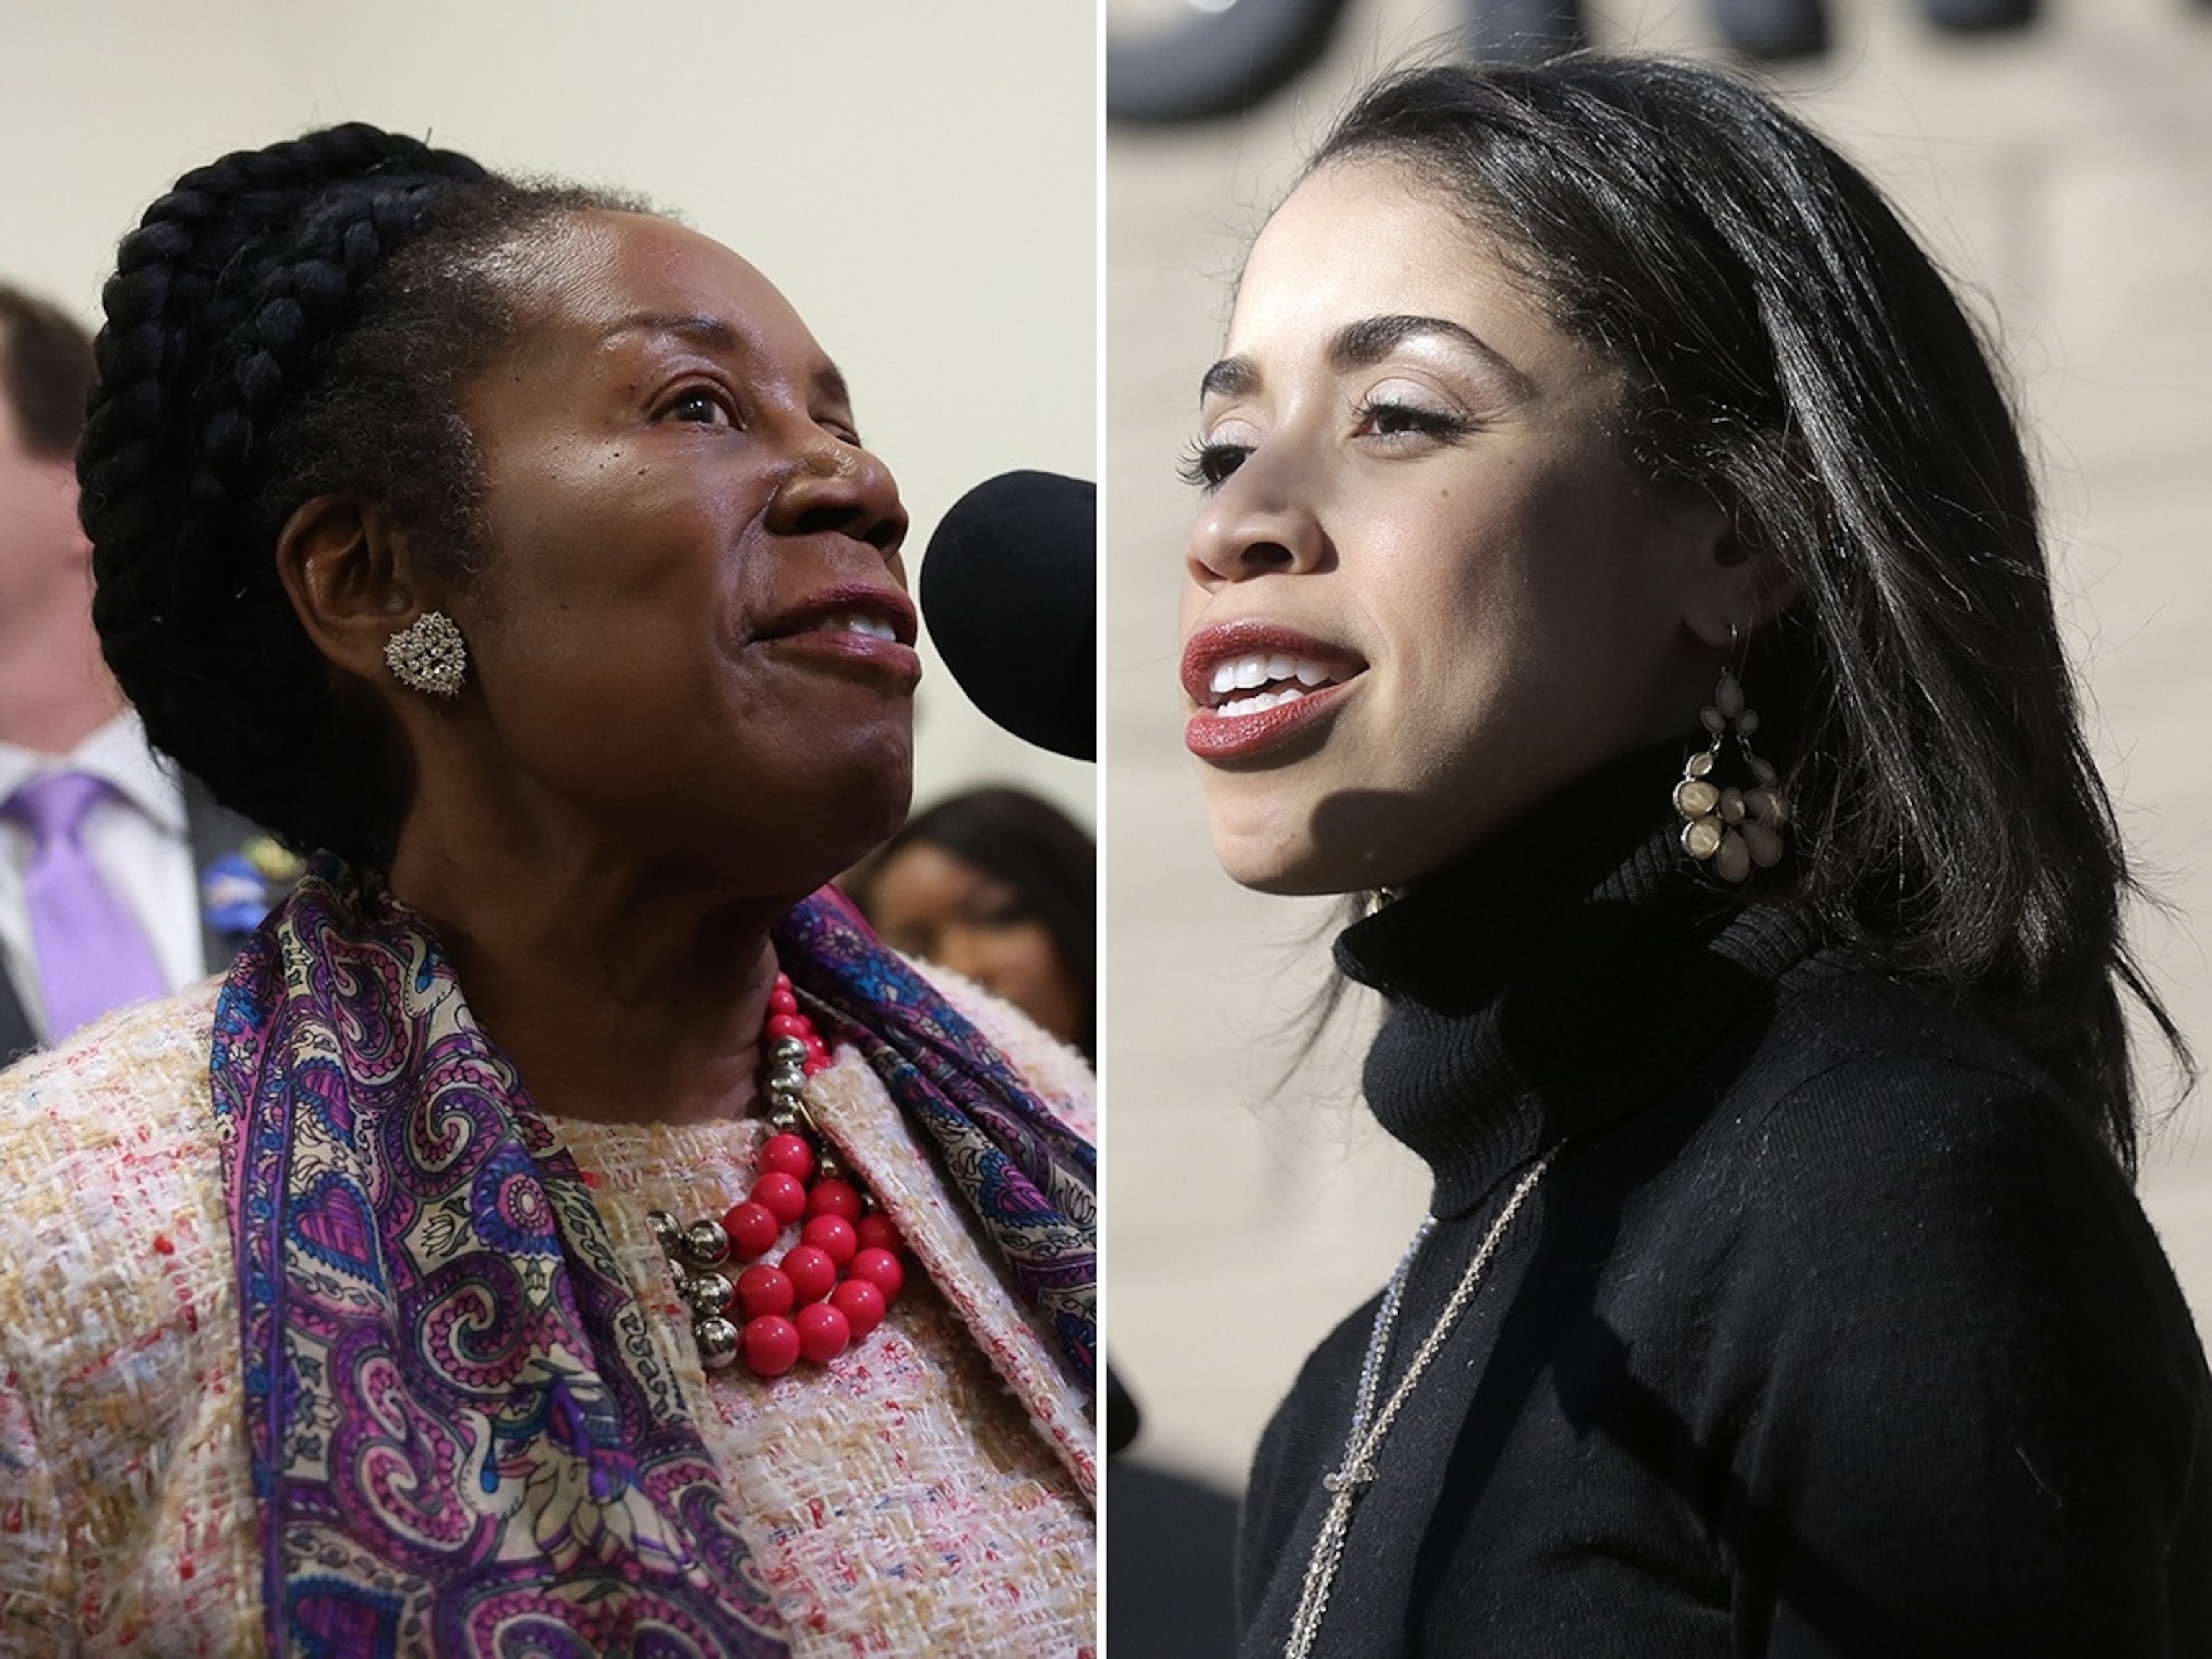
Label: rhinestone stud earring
xmin=383 ymin=610 xmax=467 ymax=698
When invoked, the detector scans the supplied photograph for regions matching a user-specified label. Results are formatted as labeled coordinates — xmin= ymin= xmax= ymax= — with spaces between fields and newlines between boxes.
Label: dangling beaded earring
xmin=1675 ymin=634 xmax=1789 ymax=884
xmin=384 ymin=610 xmax=467 ymax=697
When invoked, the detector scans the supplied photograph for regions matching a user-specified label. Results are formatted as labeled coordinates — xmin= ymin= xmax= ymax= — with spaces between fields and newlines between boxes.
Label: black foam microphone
xmin=918 ymin=471 xmax=1095 ymax=762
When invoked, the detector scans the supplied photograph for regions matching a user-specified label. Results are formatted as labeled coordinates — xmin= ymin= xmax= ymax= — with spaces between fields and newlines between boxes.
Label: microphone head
xmin=919 ymin=470 xmax=1095 ymax=762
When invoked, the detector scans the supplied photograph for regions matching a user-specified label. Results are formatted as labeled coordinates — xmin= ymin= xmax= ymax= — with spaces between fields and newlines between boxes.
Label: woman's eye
xmin=664 ymin=387 xmax=736 ymax=426
xmin=1355 ymin=397 xmax=1474 ymax=443
xmin=963 ymin=886 xmax=1026 ymax=930
xmin=1178 ymin=439 xmax=1250 ymax=492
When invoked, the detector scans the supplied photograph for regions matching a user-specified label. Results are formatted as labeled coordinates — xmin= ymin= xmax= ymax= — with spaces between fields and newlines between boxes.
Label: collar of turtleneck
xmin=1334 ymin=743 xmax=1826 ymax=1217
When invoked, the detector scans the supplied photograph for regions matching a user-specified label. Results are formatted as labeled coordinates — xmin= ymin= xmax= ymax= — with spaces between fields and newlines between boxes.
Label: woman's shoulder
xmin=1695 ymin=945 xmax=2200 ymax=1354
xmin=1728 ymin=946 xmax=2095 ymax=1159
xmin=0 ymin=980 xmax=226 ymax=1238
xmin=1647 ymin=952 xmax=2212 ymax=1641
xmin=0 ymin=979 xmax=223 ymax=1123
xmin=0 ymin=979 xmax=257 ymax=1650
xmin=899 ymin=953 xmax=1096 ymax=1138
xmin=1 ymin=976 xmax=222 ymax=1094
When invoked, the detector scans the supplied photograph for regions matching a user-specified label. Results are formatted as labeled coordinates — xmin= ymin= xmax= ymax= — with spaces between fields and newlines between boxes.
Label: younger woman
xmin=1174 ymin=57 xmax=2211 ymax=1655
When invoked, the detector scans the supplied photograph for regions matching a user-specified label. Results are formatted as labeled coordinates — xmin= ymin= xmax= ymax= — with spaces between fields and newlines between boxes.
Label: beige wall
xmin=0 ymin=0 xmax=1097 ymax=827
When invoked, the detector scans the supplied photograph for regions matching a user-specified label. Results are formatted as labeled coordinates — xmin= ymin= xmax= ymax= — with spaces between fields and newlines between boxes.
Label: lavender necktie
xmin=3 ymin=770 xmax=168 ymax=1043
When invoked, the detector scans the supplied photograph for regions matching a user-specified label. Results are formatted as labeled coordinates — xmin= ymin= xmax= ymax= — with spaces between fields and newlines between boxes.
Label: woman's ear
xmin=274 ymin=494 xmax=442 ymax=683
xmin=1680 ymin=505 xmax=1802 ymax=650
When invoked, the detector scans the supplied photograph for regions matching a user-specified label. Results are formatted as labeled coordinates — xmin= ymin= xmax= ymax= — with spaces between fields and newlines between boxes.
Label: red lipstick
xmin=1180 ymin=621 xmax=1364 ymax=763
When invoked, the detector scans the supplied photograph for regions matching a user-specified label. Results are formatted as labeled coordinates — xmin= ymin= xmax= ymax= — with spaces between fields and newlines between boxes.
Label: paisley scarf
xmin=212 ymin=860 xmax=1096 ymax=1658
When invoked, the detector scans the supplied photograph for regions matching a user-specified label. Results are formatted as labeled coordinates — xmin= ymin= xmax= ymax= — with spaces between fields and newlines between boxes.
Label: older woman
xmin=1171 ymin=58 xmax=2211 ymax=1655
xmin=0 ymin=125 xmax=1094 ymax=1655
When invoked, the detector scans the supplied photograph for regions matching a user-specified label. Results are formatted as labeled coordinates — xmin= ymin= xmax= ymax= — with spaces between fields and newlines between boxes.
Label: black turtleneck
xmin=1235 ymin=752 xmax=2212 ymax=1657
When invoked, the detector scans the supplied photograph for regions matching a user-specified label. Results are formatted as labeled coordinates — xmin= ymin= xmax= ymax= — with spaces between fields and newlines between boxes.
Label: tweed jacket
xmin=0 ymin=968 xmax=1096 ymax=1656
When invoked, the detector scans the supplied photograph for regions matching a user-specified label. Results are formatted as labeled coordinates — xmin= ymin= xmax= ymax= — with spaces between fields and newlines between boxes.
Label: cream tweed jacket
xmin=0 ymin=968 xmax=1095 ymax=1656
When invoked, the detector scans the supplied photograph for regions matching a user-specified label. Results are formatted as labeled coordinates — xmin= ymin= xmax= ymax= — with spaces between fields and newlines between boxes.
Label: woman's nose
xmin=1182 ymin=458 xmax=1326 ymax=588
xmin=768 ymin=432 xmax=909 ymax=557
xmin=929 ymin=927 xmax=993 ymax=990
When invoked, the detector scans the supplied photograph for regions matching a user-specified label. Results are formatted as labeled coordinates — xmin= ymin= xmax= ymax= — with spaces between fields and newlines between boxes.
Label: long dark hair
xmin=76 ymin=123 xmax=634 ymax=867
xmin=1306 ymin=56 xmax=2183 ymax=1169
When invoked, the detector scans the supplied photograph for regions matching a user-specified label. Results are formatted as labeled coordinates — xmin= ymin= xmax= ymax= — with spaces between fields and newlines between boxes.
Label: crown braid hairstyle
xmin=78 ymin=122 xmax=634 ymax=866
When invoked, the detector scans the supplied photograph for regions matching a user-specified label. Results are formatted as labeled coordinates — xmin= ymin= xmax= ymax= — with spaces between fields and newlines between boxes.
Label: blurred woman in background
xmin=850 ymin=785 xmax=1094 ymax=1061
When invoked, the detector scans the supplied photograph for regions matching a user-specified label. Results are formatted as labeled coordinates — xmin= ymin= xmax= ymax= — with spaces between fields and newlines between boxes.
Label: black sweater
xmin=1236 ymin=757 xmax=2212 ymax=1657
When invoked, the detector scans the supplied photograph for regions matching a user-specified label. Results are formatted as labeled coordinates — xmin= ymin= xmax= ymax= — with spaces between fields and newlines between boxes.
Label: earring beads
xmin=1675 ymin=657 xmax=1789 ymax=883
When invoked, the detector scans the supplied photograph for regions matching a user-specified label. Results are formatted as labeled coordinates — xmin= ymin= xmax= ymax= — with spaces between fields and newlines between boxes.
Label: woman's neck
xmin=1334 ymin=742 xmax=1809 ymax=1213
xmin=387 ymin=830 xmax=798 ymax=1127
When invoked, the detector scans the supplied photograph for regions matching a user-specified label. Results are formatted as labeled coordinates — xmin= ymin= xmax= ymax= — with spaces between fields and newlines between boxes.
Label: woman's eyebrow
xmin=603 ymin=312 xmax=854 ymax=406
xmin=1199 ymin=355 xmax=1259 ymax=403
xmin=607 ymin=311 xmax=742 ymax=351
xmin=1198 ymin=313 xmax=1534 ymax=406
xmin=1331 ymin=313 xmax=1533 ymax=395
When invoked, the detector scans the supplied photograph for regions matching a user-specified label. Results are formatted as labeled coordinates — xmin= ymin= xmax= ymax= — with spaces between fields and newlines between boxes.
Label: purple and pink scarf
xmin=210 ymin=860 xmax=1095 ymax=1657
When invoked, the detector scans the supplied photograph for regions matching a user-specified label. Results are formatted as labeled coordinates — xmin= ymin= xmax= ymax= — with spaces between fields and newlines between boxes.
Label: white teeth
xmin=1205 ymin=651 xmax=1343 ymax=706
xmin=1216 ymin=685 xmax=1310 ymax=719
xmin=825 ymin=613 xmax=898 ymax=642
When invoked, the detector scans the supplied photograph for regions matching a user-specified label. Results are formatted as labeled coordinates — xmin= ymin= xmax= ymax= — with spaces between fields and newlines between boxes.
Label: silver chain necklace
xmin=1283 ymin=1152 xmax=1554 ymax=1659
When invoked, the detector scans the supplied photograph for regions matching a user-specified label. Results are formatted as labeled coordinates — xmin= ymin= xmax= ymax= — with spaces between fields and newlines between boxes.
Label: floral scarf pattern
xmin=774 ymin=885 xmax=1097 ymax=1385
xmin=212 ymin=862 xmax=1096 ymax=1658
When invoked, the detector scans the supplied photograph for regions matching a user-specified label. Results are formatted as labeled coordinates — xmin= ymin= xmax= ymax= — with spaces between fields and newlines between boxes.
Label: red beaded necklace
xmin=639 ymin=973 xmax=909 ymax=1380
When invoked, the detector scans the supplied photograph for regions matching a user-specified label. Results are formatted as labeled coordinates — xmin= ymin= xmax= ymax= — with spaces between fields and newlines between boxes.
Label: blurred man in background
xmin=0 ymin=280 xmax=284 ymax=1061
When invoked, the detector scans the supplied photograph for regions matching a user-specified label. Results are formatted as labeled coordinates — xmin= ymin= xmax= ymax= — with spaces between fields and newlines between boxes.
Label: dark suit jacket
xmin=0 ymin=775 xmax=271 ymax=1067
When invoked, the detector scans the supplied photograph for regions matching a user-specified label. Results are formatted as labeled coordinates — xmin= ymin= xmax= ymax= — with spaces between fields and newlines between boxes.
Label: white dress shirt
xmin=0 ymin=712 xmax=203 ymax=1043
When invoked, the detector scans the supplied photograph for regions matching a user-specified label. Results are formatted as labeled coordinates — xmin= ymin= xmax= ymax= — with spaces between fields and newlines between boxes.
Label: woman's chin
xmin=810 ymin=779 xmax=915 ymax=878
xmin=1204 ymin=789 xmax=1421 ymax=898
xmin=799 ymin=732 xmax=914 ymax=835
xmin=1208 ymin=829 xmax=1359 ymax=899
xmin=680 ymin=763 xmax=912 ymax=903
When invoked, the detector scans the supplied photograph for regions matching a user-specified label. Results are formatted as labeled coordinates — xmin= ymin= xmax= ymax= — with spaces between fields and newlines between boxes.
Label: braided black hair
xmin=78 ymin=122 xmax=634 ymax=866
